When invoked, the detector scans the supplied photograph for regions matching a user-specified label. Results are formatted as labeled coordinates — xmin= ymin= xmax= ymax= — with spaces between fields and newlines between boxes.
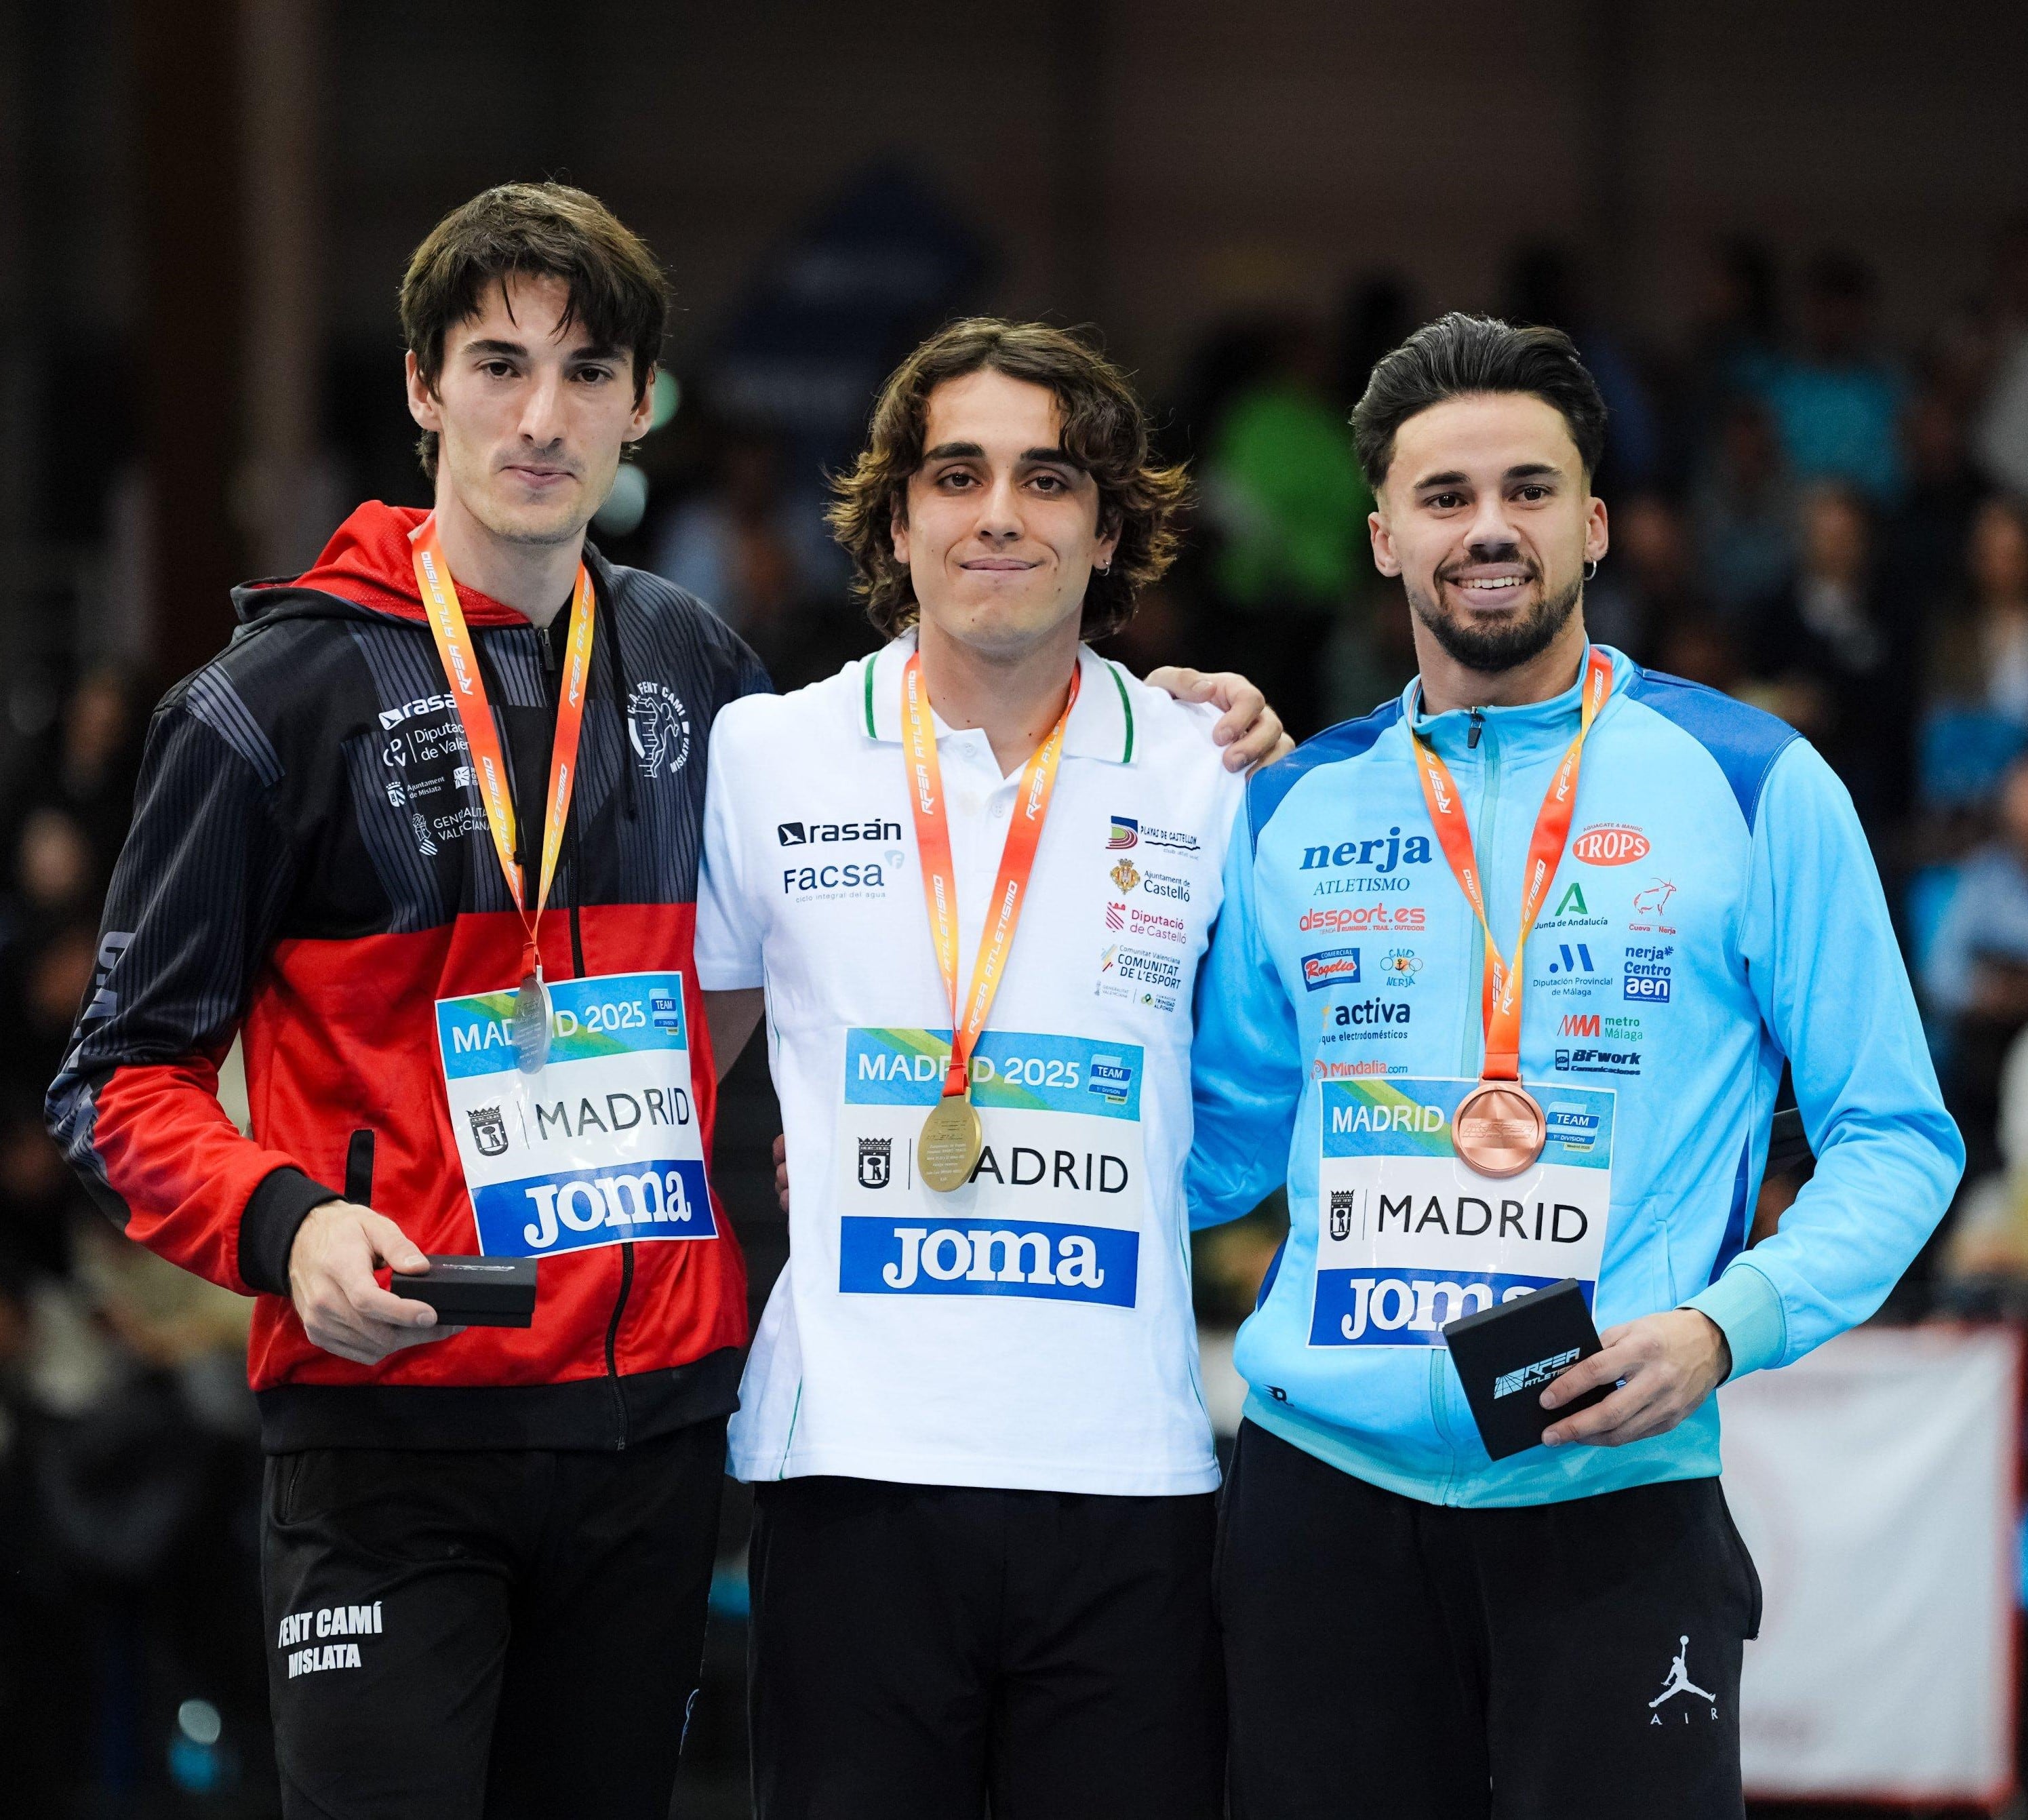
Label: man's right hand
xmin=287 ymin=1200 xmax=462 ymax=1365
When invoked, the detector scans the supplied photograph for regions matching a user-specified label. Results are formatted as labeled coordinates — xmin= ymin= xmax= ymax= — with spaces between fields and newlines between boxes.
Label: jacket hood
xmin=233 ymin=500 xmax=577 ymax=629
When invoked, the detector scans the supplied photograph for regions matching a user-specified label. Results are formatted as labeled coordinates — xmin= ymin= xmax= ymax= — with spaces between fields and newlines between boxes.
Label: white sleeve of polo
xmin=693 ymin=713 xmax=766 ymax=991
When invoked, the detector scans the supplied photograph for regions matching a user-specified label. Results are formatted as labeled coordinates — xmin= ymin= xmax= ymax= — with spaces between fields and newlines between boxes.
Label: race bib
xmin=435 ymin=970 xmax=716 ymax=1259
xmin=1311 ymin=1077 xmax=1612 ymax=1347
xmin=835 ymin=1028 xmax=1145 ymax=1307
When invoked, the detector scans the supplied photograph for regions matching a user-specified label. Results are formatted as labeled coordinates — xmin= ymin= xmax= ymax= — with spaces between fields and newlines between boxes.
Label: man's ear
xmin=627 ymin=364 xmax=658 ymax=442
xmin=405 ymin=351 xmax=442 ymax=433
xmin=1368 ymin=507 xmax=1401 ymax=578
xmin=890 ymin=502 xmax=911 ymax=568
xmin=1583 ymin=494 xmax=1610 ymax=568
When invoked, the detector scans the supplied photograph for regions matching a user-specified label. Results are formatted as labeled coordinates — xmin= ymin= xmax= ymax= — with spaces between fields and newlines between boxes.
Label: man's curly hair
xmin=829 ymin=318 xmax=1190 ymax=641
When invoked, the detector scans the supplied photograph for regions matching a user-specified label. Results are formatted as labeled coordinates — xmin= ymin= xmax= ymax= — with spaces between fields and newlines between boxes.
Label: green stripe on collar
xmin=862 ymin=653 xmax=877 ymax=738
xmin=1107 ymin=661 xmax=1134 ymax=763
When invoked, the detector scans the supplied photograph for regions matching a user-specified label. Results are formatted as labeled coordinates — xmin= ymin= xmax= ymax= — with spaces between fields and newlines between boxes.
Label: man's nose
xmin=517 ymin=370 xmax=568 ymax=448
xmin=974 ymin=473 xmax=1023 ymax=540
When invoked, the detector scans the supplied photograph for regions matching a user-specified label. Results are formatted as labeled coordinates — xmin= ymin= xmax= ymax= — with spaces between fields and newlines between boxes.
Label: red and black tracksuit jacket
xmin=47 ymin=501 xmax=767 ymax=1452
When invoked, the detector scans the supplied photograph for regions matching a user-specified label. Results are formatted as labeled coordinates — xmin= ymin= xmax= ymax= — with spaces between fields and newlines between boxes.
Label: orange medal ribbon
xmin=410 ymin=515 xmax=596 ymax=1066
xmin=902 ymin=650 xmax=1079 ymax=1105
xmin=1408 ymin=648 xmax=1613 ymax=1082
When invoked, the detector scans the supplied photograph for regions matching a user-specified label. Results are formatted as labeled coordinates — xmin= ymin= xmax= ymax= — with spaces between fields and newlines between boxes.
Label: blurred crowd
xmin=9 ymin=216 xmax=2028 ymax=1811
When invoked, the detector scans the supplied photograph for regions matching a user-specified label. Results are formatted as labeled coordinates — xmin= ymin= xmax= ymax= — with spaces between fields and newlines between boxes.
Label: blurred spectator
xmin=1757 ymin=250 xmax=1907 ymax=504
xmin=1584 ymin=490 xmax=1703 ymax=661
xmin=1884 ymin=384 xmax=1983 ymax=618
xmin=1928 ymin=496 xmax=2028 ymax=724
xmin=1677 ymin=237 xmax=1785 ymax=461
xmin=650 ymin=423 xmax=846 ymax=684
xmin=1691 ymin=395 xmax=1798 ymax=618
xmin=1503 ymin=242 xmax=1662 ymax=493
xmin=1972 ymin=216 xmax=2028 ymax=497
xmin=1200 ymin=317 xmax=1369 ymax=740
xmin=1334 ymin=273 xmax=1419 ymax=414
xmin=1746 ymin=483 xmax=1912 ymax=831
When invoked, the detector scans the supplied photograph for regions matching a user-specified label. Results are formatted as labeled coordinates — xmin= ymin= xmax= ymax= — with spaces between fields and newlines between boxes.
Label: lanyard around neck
xmin=901 ymin=650 xmax=1079 ymax=1102
xmin=410 ymin=514 xmax=597 ymax=979
xmin=1408 ymin=648 xmax=1614 ymax=1081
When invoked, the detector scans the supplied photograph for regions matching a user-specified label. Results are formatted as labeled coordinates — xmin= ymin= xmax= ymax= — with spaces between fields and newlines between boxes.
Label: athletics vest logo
xmin=858 ymin=1136 xmax=892 ymax=1189
xmin=627 ymin=681 xmax=692 ymax=778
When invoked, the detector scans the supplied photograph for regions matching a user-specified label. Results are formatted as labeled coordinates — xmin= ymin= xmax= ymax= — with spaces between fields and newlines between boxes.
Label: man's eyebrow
xmin=922 ymin=441 xmax=985 ymax=460
xmin=461 ymin=337 xmax=530 ymax=360
xmin=1410 ymin=469 xmax=1470 ymax=490
xmin=1504 ymin=462 xmax=1562 ymax=481
xmin=565 ymin=342 xmax=625 ymax=365
xmin=1021 ymin=446 xmax=1085 ymax=468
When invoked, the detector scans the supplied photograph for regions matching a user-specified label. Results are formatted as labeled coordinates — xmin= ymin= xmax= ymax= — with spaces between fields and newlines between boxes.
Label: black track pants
xmin=1220 ymin=1419 xmax=1762 ymax=1820
xmin=749 ymin=1474 xmax=1225 ymax=1820
xmin=262 ymin=1418 xmax=725 ymax=1820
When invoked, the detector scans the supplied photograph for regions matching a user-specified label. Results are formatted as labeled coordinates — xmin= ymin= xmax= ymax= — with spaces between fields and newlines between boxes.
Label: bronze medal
xmin=918 ymin=1092 xmax=985 ymax=1193
xmin=1451 ymin=1081 xmax=1546 ymax=1179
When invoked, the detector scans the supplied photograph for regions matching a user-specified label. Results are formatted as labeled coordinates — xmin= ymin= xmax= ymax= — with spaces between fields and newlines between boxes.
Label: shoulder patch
xmin=1246 ymin=698 xmax=1405 ymax=853
xmin=185 ymin=666 xmax=283 ymax=787
xmin=1623 ymin=667 xmax=1797 ymax=829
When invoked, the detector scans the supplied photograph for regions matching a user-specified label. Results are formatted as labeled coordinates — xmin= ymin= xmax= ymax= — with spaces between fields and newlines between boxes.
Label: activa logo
xmin=1299 ymin=826 xmax=1434 ymax=874
xmin=778 ymin=817 xmax=902 ymax=846
xmin=1559 ymin=1013 xmax=1601 ymax=1037
xmin=1323 ymin=997 xmax=1412 ymax=1029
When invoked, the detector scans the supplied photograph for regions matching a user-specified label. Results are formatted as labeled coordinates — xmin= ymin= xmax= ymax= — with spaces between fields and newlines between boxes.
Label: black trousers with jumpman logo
xmin=1219 ymin=1419 xmax=1762 ymax=1820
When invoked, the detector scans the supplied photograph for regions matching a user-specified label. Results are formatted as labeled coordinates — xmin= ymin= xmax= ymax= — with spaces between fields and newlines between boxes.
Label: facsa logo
xmin=1300 ymin=948 xmax=1361 ymax=991
xmin=1573 ymin=824 xmax=1650 ymax=866
xmin=1559 ymin=1013 xmax=1602 ymax=1037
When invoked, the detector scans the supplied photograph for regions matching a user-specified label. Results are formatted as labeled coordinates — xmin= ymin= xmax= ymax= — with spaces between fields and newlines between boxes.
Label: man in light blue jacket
xmin=1190 ymin=313 xmax=1962 ymax=1820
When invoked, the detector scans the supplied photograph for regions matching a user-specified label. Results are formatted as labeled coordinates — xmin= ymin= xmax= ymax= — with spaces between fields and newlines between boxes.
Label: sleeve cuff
xmin=237 ymin=1164 xmax=343 ymax=1296
xmin=1686 ymin=1261 xmax=1787 ymax=1381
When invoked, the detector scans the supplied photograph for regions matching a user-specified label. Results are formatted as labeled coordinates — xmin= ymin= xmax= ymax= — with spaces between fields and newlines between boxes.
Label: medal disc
xmin=1452 ymin=1082 xmax=1546 ymax=1179
xmin=513 ymin=972 xmax=551 ymax=1075
xmin=918 ymin=1093 xmax=984 ymax=1193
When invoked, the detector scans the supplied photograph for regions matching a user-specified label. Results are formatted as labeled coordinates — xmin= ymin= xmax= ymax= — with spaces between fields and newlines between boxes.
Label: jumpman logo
xmin=1648 ymin=1635 xmax=1714 ymax=1709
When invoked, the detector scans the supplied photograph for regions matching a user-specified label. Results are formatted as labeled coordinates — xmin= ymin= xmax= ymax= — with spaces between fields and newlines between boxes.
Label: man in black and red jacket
xmin=49 ymin=183 xmax=1288 ymax=1819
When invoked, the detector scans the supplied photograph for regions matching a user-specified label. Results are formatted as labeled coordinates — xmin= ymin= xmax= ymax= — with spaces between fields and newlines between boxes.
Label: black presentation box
xmin=1442 ymin=1278 xmax=1610 ymax=1461
xmin=390 ymin=1256 xmax=538 ymax=1328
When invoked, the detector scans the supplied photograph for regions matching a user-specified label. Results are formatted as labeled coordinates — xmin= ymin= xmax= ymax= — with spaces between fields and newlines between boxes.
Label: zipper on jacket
xmin=1467 ymin=707 xmax=1484 ymax=749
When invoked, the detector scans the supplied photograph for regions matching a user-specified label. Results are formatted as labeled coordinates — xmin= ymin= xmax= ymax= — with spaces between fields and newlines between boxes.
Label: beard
xmin=1404 ymin=567 xmax=1585 ymax=674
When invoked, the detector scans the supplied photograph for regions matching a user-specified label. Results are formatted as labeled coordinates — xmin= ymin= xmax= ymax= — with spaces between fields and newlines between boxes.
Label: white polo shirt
xmin=696 ymin=631 xmax=1245 ymax=1495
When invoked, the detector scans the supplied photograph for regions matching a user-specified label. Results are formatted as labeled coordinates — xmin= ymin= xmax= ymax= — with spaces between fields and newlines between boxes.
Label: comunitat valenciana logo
xmin=1572 ymin=823 xmax=1649 ymax=865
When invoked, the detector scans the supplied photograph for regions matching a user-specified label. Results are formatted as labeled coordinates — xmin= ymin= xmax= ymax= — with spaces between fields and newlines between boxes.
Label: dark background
xmin=3 ymin=1 xmax=2028 ymax=1813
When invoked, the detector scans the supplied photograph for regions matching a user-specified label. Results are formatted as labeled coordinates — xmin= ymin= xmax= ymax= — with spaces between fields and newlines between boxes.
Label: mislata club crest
xmin=1330 ymin=1190 xmax=1355 ymax=1242
xmin=467 ymin=1106 xmax=509 ymax=1158
xmin=628 ymin=681 xmax=692 ymax=779
xmin=858 ymin=1136 xmax=892 ymax=1189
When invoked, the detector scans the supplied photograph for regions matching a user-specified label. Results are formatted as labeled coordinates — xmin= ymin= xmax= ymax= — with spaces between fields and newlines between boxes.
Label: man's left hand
xmin=1145 ymin=667 xmax=1294 ymax=773
xmin=1538 ymin=1309 xmax=1732 ymax=1448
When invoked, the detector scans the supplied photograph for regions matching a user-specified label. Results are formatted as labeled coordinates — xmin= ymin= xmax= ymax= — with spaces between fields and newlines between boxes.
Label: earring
xmin=1097 ymin=561 xmax=1112 ymax=575
xmin=1583 ymin=559 xmax=1599 ymax=582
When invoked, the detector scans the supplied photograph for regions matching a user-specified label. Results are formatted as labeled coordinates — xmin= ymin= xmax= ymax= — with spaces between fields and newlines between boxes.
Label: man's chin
xmin=1410 ymin=577 xmax=1580 ymax=674
xmin=475 ymin=494 xmax=591 ymax=549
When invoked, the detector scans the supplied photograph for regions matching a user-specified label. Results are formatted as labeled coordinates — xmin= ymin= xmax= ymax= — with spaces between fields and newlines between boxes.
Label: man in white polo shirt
xmin=696 ymin=319 xmax=1267 ymax=1819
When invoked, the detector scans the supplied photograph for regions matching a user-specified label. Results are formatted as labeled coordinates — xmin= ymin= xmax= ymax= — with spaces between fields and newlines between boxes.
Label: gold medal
xmin=1451 ymin=1081 xmax=1546 ymax=1178
xmin=918 ymin=1092 xmax=985 ymax=1193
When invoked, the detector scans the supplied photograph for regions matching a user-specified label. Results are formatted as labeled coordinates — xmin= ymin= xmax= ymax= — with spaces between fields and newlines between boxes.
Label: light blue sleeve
xmin=1186 ymin=794 xmax=1305 ymax=1229
xmin=1687 ymin=740 xmax=1964 ymax=1374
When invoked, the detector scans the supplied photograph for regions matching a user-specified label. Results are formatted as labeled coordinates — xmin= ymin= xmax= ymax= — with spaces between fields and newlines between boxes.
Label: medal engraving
xmin=1452 ymin=1082 xmax=1546 ymax=1178
xmin=513 ymin=972 xmax=551 ymax=1075
xmin=918 ymin=1094 xmax=984 ymax=1193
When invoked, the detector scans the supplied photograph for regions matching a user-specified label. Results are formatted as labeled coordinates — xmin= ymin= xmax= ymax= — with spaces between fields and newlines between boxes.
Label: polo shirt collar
xmin=860 ymin=629 xmax=1136 ymax=765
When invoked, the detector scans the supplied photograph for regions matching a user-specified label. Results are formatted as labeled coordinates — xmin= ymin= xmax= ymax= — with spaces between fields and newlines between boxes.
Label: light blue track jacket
xmin=1189 ymin=646 xmax=1964 ymax=1507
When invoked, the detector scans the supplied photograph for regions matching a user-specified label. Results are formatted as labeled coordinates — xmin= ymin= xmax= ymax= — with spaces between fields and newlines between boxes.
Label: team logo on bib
xmin=467 ymin=1106 xmax=509 ymax=1158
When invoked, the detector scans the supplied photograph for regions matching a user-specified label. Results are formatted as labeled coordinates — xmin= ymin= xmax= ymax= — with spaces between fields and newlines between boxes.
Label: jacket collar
xmin=859 ymin=629 xmax=1137 ymax=766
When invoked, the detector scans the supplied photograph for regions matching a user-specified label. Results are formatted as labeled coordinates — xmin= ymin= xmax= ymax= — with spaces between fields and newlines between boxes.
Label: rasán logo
xmin=1572 ymin=823 xmax=1649 ymax=866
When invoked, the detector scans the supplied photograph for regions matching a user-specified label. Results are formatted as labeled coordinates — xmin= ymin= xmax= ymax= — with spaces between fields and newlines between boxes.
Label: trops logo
xmin=1572 ymin=823 xmax=1650 ymax=865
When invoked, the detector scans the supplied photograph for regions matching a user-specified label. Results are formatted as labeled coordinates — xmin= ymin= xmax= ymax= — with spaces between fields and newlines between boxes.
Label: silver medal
xmin=513 ymin=971 xmax=551 ymax=1074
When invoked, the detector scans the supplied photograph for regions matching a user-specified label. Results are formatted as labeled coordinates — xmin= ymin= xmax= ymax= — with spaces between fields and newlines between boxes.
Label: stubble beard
xmin=1405 ymin=569 xmax=1585 ymax=675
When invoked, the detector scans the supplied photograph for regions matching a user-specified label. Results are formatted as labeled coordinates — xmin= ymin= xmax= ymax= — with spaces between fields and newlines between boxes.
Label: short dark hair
xmin=1350 ymin=312 xmax=1608 ymax=492
xmin=399 ymin=182 xmax=671 ymax=479
xmin=828 ymin=317 xmax=1190 ymax=642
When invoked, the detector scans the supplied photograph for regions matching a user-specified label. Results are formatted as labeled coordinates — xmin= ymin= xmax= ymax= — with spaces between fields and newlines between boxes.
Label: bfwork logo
xmin=627 ymin=681 xmax=692 ymax=778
